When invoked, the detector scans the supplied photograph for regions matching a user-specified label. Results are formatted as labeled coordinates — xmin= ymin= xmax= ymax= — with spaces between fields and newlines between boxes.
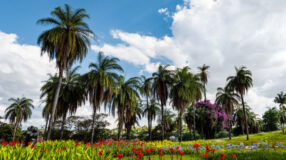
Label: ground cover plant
xmin=1 ymin=131 xmax=286 ymax=160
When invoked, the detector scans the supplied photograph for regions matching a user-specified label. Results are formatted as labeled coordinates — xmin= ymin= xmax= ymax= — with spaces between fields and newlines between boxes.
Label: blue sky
xmin=1 ymin=0 xmax=286 ymax=129
xmin=0 ymin=0 xmax=181 ymax=76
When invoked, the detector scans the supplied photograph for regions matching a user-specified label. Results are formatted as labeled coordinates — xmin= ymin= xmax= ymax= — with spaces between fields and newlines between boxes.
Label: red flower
xmin=193 ymin=144 xmax=200 ymax=149
xmin=131 ymin=148 xmax=135 ymax=153
xmin=169 ymin=148 xmax=175 ymax=153
xmin=145 ymin=149 xmax=151 ymax=153
xmin=176 ymin=146 xmax=180 ymax=150
xmin=231 ymin=154 xmax=236 ymax=158
xmin=211 ymin=149 xmax=216 ymax=153
xmin=99 ymin=150 xmax=103 ymax=156
xmin=159 ymin=148 xmax=163 ymax=152
xmin=28 ymin=142 xmax=32 ymax=146
xmin=180 ymin=151 xmax=184 ymax=155
xmin=203 ymin=153 xmax=208 ymax=158
xmin=151 ymin=147 xmax=155 ymax=152
xmin=75 ymin=143 xmax=79 ymax=147
xmin=221 ymin=153 xmax=225 ymax=160
xmin=31 ymin=144 xmax=35 ymax=149
xmin=117 ymin=153 xmax=123 ymax=159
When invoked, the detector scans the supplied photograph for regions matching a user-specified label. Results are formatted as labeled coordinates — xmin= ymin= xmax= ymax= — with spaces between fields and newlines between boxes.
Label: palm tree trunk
xmin=12 ymin=121 xmax=18 ymax=141
xmin=60 ymin=113 xmax=67 ymax=140
xmin=240 ymin=94 xmax=249 ymax=140
xmin=161 ymin=102 xmax=165 ymax=141
xmin=46 ymin=69 xmax=63 ymax=140
xmin=118 ymin=122 xmax=123 ymax=140
xmin=193 ymin=106 xmax=196 ymax=140
xmin=148 ymin=116 xmax=152 ymax=141
xmin=91 ymin=107 xmax=97 ymax=144
xmin=179 ymin=110 xmax=182 ymax=142
xmin=126 ymin=126 xmax=131 ymax=139
xmin=204 ymin=83 xmax=207 ymax=101
xmin=43 ymin=114 xmax=49 ymax=139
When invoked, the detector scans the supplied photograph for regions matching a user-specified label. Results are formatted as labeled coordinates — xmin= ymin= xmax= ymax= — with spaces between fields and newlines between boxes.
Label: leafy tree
xmin=227 ymin=66 xmax=253 ymax=140
xmin=0 ymin=123 xmax=21 ymax=141
xmin=83 ymin=52 xmax=123 ymax=143
xmin=155 ymin=109 xmax=176 ymax=140
xmin=143 ymin=99 xmax=160 ymax=141
xmin=198 ymin=64 xmax=210 ymax=101
xmin=263 ymin=107 xmax=279 ymax=131
xmin=215 ymin=86 xmax=239 ymax=139
xmin=170 ymin=67 xmax=202 ymax=142
xmin=5 ymin=97 xmax=34 ymax=140
xmin=152 ymin=65 xmax=173 ymax=140
xmin=110 ymin=76 xmax=141 ymax=139
xmin=37 ymin=4 xmax=93 ymax=140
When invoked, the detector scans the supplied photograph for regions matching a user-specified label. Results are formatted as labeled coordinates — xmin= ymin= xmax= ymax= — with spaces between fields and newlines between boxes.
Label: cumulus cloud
xmin=0 ymin=31 xmax=56 ymax=128
xmin=92 ymin=0 xmax=286 ymax=114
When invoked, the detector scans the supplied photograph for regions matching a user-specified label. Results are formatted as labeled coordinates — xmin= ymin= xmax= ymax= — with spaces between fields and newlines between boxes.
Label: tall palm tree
xmin=152 ymin=65 xmax=173 ymax=140
xmin=184 ymin=105 xmax=195 ymax=137
xmin=274 ymin=91 xmax=286 ymax=133
xmin=37 ymin=4 xmax=93 ymax=140
xmin=5 ymin=97 xmax=34 ymax=140
xmin=125 ymin=104 xmax=143 ymax=139
xmin=110 ymin=76 xmax=141 ymax=139
xmin=215 ymin=86 xmax=239 ymax=139
xmin=170 ymin=67 xmax=203 ymax=142
xmin=84 ymin=52 xmax=123 ymax=143
xmin=227 ymin=66 xmax=253 ymax=140
xmin=157 ymin=109 xmax=176 ymax=132
xmin=198 ymin=64 xmax=210 ymax=101
xmin=143 ymin=98 xmax=160 ymax=140
xmin=41 ymin=67 xmax=85 ymax=139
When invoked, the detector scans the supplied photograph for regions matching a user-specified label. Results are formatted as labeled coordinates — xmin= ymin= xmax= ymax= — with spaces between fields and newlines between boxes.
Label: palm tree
xmin=143 ymin=98 xmax=160 ymax=140
xmin=84 ymin=52 xmax=123 ymax=143
xmin=170 ymin=67 xmax=203 ymax=142
xmin=37 ymin=4 xmax=93 ymax=140
xmin=227 ymin=66 xmax=253 ymax=140
xmin=184 ymin=105 xmax=195 ymax=137
xmin=157 ymin=109 xmax=176 ymax=132
xmin=215 ymin=86 xmax=239 ymax=139
xmin=152 ymin=65 xmax=173 ymax=140
xmin=198 ymin=64 xmax=210 ymax=101
xmin=110 ymin=76 xmax=141 ymax=139
xmin=5 ymin=97 xmax=34 ymax=140
xmin=41 ymin=67 xmax=85 ymax=139
xmin=274 ymin=91 xmax=286 ymax=133
xmin=125 ymin=104 xmax=143 ymax=139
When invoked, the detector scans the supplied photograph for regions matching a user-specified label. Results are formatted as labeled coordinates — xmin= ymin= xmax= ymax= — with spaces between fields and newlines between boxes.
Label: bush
xmin=0 ymin=123 xmax=22 ymax=141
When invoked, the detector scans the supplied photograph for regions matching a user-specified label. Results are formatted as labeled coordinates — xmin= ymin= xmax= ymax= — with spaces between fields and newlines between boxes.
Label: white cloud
xmin=0 ymin=31 xmax=56 ymax=128
xmin=92 ymin=0 xmax=286 ymax=114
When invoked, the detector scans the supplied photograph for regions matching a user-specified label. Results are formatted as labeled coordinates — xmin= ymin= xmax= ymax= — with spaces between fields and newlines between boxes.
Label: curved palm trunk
xmin=12 ymin=121 xmax=19 ymax=141
xmin=43 ymin=114 xmax=50 ymax=139
xmin=60 ymin=113 xmax=67 ymax=140
xmin=91 ymin=107 xmax=97 ymax=144
xmin=47 ymin=69 xmax=63 ymax=140
xmin=160 ymin=103 xmax=165 ymax=141
xmin=179 ymin=111 xmax=183 ymax=142
xmin=193 ymin=107 xmax=196 ymax=140
xmin=240 ymin=94 xmax=249 ymax=140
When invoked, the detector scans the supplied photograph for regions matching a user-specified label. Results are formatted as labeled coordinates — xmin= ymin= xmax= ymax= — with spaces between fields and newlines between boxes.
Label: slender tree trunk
xmin=204 ymin=83 xmax=207 ymax=101
xmin=179 ymin=111 xmax=182 ymax=142
xmin=47 ymin=69 xmax=63 ymax=140
xmin=91 ymin=107 xmax=97 ymax=144
xmin=240 ymin=94 xmax=249 ymax=140
xmin=126 ymin=126 xmax=131 ymax=139
xmin=148 ymin=116 xmax=152 ymax=141
xmin=60 ymin=113 xmax=67 ymax=140
xmin=12 ymin=121 xmax=18 ymax=141
xmin=161 ymin=103 xmax=165 ymax=141
xmin=193 ymin=106 xmax=196 ymax=140
xmin=228 ymin=119 xmax=232 ymax=140
xmin=118 ymin=122 xmax=123 ymax=140
xmin=43 ymin=114 xmax=49 ymax=139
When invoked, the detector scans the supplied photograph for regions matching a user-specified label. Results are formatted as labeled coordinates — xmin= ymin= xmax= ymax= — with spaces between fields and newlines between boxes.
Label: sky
xmin=0 ymin=0 xmax=286 ymax=129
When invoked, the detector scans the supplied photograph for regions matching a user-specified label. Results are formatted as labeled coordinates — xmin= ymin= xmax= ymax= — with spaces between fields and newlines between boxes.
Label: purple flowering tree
xmin=195 ymin=100 xmax=228 ymax=139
